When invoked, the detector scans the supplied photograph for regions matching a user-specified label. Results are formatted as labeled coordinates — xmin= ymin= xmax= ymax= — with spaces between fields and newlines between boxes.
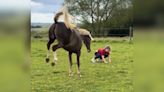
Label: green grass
xmin=31 ymin=38 xmax=133 ymax=92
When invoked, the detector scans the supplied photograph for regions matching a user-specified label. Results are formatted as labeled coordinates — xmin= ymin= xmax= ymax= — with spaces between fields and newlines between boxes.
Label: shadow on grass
xmin=52 ymin=71 xmax=66 ymax=74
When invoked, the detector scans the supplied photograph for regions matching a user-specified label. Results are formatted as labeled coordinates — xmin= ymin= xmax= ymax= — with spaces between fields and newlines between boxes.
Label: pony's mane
xmin=78 ymin=28 xmax=94 ymax=41
xmin=63 ymin=7 xmax=77 ymax=29
xmin=54 ymin=6 xmax=76 ymax=30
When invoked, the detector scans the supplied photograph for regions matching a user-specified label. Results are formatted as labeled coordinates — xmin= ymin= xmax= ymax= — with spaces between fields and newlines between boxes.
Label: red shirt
xmin=98 ymin=48 xmax=110 ymax=56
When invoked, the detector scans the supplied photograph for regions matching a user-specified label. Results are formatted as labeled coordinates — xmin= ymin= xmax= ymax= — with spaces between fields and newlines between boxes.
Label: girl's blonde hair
xmin=105 ymin=45 xmax=111 ymax=50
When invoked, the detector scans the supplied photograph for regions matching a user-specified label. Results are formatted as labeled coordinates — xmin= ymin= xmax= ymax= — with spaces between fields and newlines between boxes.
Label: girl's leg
xmin=91 ymin=52 xmax=98 ymax=63
xmin=91 ymin=57 xmax=96 ymax=63
xmin=91 ymin=54 xmax=101 ymax=63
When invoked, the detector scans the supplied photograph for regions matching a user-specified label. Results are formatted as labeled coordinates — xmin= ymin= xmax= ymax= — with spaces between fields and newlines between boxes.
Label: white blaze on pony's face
xmin=89 ymin=34 xmax=94 ymax=41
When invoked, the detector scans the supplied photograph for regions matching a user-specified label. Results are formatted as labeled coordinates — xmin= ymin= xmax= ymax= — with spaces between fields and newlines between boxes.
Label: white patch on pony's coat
xmin=46 ymin=50 xmax=50 ymax=58
xmin=53 ymin=51 xmax=58 ymax=61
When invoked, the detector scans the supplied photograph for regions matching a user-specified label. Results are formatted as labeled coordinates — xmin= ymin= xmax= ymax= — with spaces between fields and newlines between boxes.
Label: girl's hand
xmin=108 ymin=57 xmax=112 ymax=63
xmin=101 ymin=55 xmax=108 ymax=63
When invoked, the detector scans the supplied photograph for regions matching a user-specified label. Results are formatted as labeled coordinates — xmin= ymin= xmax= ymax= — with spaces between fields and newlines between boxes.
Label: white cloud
xmin=31 ymin=13 xmax=54 ymax=23
xmin=30 ymin=0 xmax=64 ymax=23
xmin=0 ymin=0 xmax=30 ymax=9
xmin=31 ymin=12 xmax=85 ymax=23
xmin=31 ymin=12 xmax=66 ymax=23
xmin=31 ymin=1 xmax=43 ymax=7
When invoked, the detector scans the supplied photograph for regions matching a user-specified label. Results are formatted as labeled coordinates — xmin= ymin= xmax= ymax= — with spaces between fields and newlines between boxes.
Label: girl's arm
xmin=101 ymin=55 xmax=108 ymax=63
xmin=108 ymin=56 xmax=112 ymax=63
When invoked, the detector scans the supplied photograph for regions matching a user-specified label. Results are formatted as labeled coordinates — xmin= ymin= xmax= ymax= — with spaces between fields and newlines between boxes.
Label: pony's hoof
xmin=78 ymin=74 xmax=82 ymax=78
xmin=77 ymin=73 xmax=82 ymax=78
xmin=45 ymin=58 xmax=49 ymax=63
xmin=69 ymin=73 xmax=73 ymax=77
xmin=51 ymin=62 xmax=55 ymax=66
xmin=54 ymin=58 xmax=58 ymax=61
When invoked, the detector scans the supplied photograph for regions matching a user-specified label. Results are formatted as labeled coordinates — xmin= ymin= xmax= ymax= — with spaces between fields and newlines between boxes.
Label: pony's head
xmin=81 ymin=35 xmax=91 ymax=52
xmin=78 ymin=28 xmax=94 ymax=52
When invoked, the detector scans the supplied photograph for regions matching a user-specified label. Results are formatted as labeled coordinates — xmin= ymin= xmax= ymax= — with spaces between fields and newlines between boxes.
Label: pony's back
xmin=54 ymin=22 xmax=82 ymax=51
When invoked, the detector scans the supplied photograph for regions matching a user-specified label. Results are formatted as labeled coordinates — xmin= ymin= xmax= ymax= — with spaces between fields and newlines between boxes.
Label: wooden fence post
xmin=129 ymin=26 xmax=133 ymax=43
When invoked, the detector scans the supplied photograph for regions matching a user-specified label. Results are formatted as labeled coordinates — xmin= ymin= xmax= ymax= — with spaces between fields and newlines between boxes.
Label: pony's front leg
xmin=46 ymin=39 xmax=55 ymax=63
xmin=51 ymin=43 xmax=63 ymax=66
xmin=76 ymin=51 xmax=81 ymax=77
xmin=53 ymin=51 xmax=58 ymax=61
xmin=68 ymin=52 xmax=73 ymax=77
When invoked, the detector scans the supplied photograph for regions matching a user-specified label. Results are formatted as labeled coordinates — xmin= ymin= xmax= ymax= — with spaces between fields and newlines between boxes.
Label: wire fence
xmin=91 ymin=27 xmax=133 ymax=43
xmin=91 ymin=27 xmax=133 ymax=37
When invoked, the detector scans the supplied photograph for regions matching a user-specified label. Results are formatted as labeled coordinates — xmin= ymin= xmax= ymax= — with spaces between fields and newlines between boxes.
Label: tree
xmin=64 ymin=0 xmax=133 ymax=36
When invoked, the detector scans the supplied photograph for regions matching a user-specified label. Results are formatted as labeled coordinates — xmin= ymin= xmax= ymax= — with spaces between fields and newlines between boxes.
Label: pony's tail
xmin=63 ymin=7 xmax=72 ymax=29
xmin=54 ymin=12 xmax=63 ymax=24
xmin=63 ymin=8 xmax=70 ymax=28
xmin=54 ymin=7 xmax=74 ymax=29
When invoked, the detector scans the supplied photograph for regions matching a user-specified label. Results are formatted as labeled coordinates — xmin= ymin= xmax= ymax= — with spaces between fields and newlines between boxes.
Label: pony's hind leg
xmin=46 ymin=39 xmax=55 ymax=63
xmin=76 ymin=51 xmax=81 ymax=77
xmin=68 ymin=52 xmax=73 ymax=77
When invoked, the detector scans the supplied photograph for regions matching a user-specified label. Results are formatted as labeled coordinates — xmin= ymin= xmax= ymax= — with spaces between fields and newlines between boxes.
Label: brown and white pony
xmin=45 ymin=8 xmax=93 ymax=77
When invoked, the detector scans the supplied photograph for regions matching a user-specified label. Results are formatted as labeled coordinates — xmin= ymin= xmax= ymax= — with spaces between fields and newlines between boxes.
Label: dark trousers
xmin=94 ymin=52 xmax=108 ymax=59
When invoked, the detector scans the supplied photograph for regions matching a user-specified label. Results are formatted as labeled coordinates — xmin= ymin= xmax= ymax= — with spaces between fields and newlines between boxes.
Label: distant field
xmin=31 ymin=36 xmax=133 ymax=92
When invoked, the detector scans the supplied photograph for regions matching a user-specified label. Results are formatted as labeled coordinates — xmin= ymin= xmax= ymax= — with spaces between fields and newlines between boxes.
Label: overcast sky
xmin=31 ymin=0 xmax=64 ymax=23
xmin=0 ymin=0 xmax=30 ymax=10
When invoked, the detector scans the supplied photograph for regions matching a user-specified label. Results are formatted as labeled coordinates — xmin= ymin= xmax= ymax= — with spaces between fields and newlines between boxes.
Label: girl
xmin=91 ymin=46 xmax=112 ymax=63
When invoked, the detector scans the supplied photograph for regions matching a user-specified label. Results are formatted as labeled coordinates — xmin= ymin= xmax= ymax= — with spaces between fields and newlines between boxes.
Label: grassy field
xmin=31 ymin=38 xmax=133 ymax=92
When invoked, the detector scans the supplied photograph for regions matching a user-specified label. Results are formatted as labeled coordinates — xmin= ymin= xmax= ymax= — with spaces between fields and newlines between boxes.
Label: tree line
xmin=64 ymin=0 xmax=133 ymax=36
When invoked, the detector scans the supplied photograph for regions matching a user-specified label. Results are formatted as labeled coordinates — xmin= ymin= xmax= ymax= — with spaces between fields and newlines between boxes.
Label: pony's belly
xmin=63 ymin=47 xmax=80 ymax=53
xmin=63 ymin=41 xmax=82 ymax=52
xmin=63 ymin=43 xmax=82 ymax=52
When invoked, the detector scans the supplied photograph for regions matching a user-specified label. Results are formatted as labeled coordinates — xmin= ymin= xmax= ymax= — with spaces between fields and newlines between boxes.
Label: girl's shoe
xmin=91 ymin=58 xmax=96 ymax=63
